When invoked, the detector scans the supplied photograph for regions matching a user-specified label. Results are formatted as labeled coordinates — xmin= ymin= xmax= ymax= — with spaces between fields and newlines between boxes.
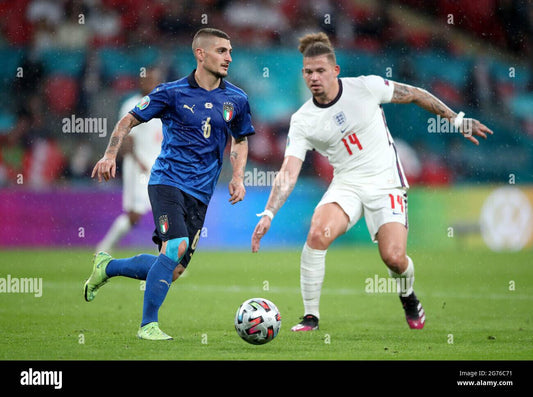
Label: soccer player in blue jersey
xmin=85 ymin=28 xmax=255 ymax=340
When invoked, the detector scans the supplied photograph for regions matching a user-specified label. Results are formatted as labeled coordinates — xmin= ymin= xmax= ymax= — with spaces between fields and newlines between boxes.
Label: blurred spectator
xmin=66 ymin=141 xmax=93 ymax=182
xmin=156 ymin=0 xmax=197 ymax=43
xmin=25 ymin=137 xmax=66 ymax=188
xmin=26 ymin=0 xmax=64 ymax=27
xmin=0 ymin=93 xmax=65 ymax=188
xmin=417 ymin=151 xmax=452 ymax=186
xmin=223 ymin=0 xmax=289 ymax=45
xmin=0 ymin=0 xmax=33 ymax=45
xmin=497 ymin=0 xmax=533 ymax=55
xmin=283 ymin=3 xmax=321 ymax=46
xmin=87 ymin=0 xmax=123 ymax=46
xmin=56 ymin=0 xmax=91 ymax=49
xmin=23 ymin=94 xmax=52 ymax=145
xmin=10 ymin=54 xmax=45 ymax=116
xmin=0 ymin=116 xmax=29 ymax=187
xmin=28 ymin=11 xmax=57 ymax=52
xmin=353 ymin=0 xmax=393 ymax=40
xmin=466 ymin=55 xmax=495 ymax=111
xmin=125 ymin=1 xmax=162 ymax=46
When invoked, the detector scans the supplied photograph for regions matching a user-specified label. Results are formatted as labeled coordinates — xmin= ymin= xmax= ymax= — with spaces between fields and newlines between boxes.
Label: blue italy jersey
xmin=129 ymin=70 xmax=255 ymax=205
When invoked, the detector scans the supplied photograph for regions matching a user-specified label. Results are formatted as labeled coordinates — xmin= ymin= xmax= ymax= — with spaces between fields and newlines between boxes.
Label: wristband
xmin=256 ymin=209 xmax=274 ymax=221
xmin=453 ymin=111 xmax=465 ymax=130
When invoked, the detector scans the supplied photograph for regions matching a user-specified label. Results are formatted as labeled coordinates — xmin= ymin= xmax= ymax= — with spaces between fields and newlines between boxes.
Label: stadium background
xmin=0 ymin=0 xmax=532 ymax=253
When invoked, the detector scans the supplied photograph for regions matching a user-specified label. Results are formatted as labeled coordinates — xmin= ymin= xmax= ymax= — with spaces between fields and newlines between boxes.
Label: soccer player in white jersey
xmin=96 ymin=68 xmax=163 ymax=253
xmin=251 ymin=33 xmax=492 ymax=331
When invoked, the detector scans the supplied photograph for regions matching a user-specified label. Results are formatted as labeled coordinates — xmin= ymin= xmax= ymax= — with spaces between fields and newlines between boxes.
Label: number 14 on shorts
xmin=389 ymin=193 xmax=405 ymax=214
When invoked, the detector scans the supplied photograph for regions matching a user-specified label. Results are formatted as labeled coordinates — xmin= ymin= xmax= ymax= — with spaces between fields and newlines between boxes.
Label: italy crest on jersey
xmin=159 ymin=214 xmax=169 ymax=234
xmin=223 ymin=102 xmax=234 ymax=122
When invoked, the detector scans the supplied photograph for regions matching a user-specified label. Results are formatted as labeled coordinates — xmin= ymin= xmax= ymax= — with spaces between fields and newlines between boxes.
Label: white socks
xmin=388 ymin=255 xmax=415 ymax=297
xmin=300 ymin=242 xmax=327 ymax=319
xmin=96 ymin=213 xmax=132 ymax=252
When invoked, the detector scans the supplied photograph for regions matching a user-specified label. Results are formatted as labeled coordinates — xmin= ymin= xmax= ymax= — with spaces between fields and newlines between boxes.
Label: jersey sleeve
xmin=360 ymin=75 xmax=395 ymax=104
xmin=230 ymin=99 xmax=255 ymax=139
xmin=129 ymin=84 xmax=170 ymax=122
xmin=284 ymin=113 xmax=312 ymax=161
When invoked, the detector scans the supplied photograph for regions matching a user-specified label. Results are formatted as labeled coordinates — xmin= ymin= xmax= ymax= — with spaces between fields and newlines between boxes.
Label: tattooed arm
xmin=91 ymin=113 xmax=141 ymax=182
xmin=391 ymin=82 xmax=493 ymax=145
xmin=251 ymin=155 xmax=303 ymax=252
xmin=228 ymin=136 xmax=249 ymax=204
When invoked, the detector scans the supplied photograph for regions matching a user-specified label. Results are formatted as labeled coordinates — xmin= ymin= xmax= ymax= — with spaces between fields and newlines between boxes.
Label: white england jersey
xmin=285 ymin=75 xmax=408 ymax=189
xmin=120 ymin=94 xmax=162 ymax=171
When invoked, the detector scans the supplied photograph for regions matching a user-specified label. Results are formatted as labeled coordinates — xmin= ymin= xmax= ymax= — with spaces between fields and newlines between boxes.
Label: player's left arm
xmin=391 ymin=82 xmax=493 ymax=145
xmin=228 ymin=136 xmax=248 ymax=205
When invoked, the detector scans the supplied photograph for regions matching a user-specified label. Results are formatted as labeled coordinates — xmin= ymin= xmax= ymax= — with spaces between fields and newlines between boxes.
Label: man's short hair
xmin=192 ymin=28 xmax=230 ymax=52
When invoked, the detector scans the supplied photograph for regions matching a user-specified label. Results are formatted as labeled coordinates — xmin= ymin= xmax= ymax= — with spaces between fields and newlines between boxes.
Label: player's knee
xmin=307 ymin=226 xmax=333 ymax=250
xmin=165 ymin=237 xmax=189 ymax=263
xmin=381 ymin=248 xmax=407 ymax=274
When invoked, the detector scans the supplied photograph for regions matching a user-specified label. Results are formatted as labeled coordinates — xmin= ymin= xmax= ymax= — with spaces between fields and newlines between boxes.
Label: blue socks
xmin=103 ymin=252 xmax=180 ymax=327
xmin=105 ymin=254 xmax=157 ymax=280
xmin=141 ymin=253 xmax=177 ymax=326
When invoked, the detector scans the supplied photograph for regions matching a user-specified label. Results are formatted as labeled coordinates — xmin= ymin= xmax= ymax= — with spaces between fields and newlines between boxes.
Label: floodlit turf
xmin=0 ymin=247 xmax=532 ymax=360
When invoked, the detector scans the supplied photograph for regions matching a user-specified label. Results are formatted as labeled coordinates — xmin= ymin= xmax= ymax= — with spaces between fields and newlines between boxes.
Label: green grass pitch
xmin=0 ymin=247 xmax=532 ymax=360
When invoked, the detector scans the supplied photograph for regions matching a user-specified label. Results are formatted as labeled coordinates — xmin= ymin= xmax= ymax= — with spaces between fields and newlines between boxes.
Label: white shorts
xmin=122 ymin=156 xmax=151 ymax=214
xmin=316 ymin=181 xmax=408 ymax=242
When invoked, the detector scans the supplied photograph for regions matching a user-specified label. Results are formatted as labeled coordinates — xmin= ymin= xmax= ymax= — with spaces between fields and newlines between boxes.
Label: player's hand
xmin=91 ymin=157 xmax=116 ymax=182
xmin=252 ymin=216 xmax=271 ymax=253
xmin=461 ymin=118 xmax=493 ymax=146
xmin=228 ymin=177 xmax=245 ymax=205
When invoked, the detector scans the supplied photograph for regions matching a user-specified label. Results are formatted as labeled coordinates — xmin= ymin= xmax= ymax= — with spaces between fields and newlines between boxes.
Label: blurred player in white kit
xmin=96 ymin=68 xmax=163 ymax=253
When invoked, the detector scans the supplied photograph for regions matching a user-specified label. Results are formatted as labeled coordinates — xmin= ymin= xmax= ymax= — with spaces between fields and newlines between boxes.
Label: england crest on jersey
xmin=223 ymin=102 xmax=235 ymax=122
xmin=333 ymin=111 xmax=346 ymax=128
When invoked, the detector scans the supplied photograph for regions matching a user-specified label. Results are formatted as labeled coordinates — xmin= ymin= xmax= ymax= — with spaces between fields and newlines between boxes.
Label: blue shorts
xmin=148 ymin=184 xmax=208 ymax=268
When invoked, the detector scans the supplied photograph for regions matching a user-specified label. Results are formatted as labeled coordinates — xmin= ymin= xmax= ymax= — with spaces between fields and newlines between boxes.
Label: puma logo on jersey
xmin=183 ymin=104 xmax=195 ymax=113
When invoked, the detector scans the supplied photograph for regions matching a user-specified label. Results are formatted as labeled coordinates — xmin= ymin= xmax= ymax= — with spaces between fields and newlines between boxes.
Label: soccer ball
xmin=234 ymin=298 xmax=281 ymax=345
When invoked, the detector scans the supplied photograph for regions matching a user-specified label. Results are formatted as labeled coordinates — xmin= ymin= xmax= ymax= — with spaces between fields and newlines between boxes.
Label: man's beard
xmin=208 ymin=66 xmax=228 ymax=79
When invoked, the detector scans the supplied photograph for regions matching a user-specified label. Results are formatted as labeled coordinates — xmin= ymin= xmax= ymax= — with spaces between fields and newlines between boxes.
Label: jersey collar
xmin=312 ymin=78 xmax=342 ymax=108
xmin=187 ymin=69 xmax=226 ymax=90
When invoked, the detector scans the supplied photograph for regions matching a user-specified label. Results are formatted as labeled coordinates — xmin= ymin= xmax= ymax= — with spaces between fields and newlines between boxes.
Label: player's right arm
xmin=91 ymin=113 xmax=141 ymax=182
xmin=251 ymin=155 xmax=303 ymax=253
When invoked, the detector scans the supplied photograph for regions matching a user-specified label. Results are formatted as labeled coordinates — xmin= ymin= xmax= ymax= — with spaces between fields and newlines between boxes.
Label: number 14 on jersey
xmin=342 ymin=132 xmax=362 ymax=155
